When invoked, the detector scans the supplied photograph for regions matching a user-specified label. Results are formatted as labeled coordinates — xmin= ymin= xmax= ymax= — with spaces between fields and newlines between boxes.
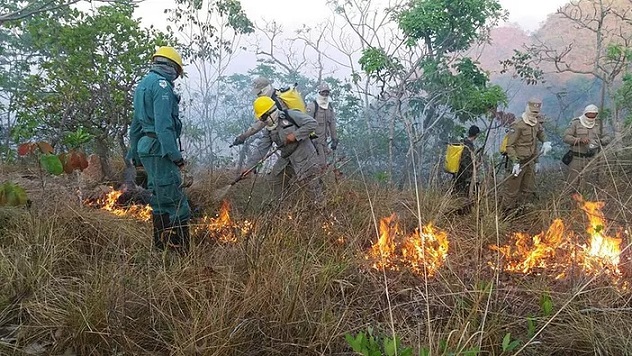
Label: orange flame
xmin=492 ymin=195 xmax=623 ymax=278
xmin=86 ymin=189 xmax=152 ymax=221
xmin=491 ymin=219 xmax=569 ymax=275
xmin=369 ymin=213 xmax=399 ymax=271
xmin=401 ymin=223 xmax=449 ymax=277
xmin=575 ymin=194 xmax=622 ymax=271
xmin=195 ymin=200 xmax=252 ymax=243
xmin=367 ymin=213 xmax=449 ymax=277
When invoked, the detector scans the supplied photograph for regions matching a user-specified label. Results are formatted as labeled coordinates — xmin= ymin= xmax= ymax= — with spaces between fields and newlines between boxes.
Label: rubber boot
xmin=170 ymin=220 xmax=190 ymax=254
xmin=152 ymin=213 xmax=171 ymax=251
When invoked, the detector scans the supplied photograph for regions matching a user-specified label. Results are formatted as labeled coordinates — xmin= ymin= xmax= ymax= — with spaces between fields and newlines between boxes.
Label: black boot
xmin=170 ymin=220 xmax=190 ymax=254
xmin=152 ymin=213 xmax=171 ymax=251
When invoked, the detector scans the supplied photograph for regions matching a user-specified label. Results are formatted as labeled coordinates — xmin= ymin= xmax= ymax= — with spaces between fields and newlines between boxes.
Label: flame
xmin=401 ymin=223 xmax=449 ymax=277
xmin=491 ymin=219 xmax=569 ymax=275
xmin=492 ymin=195 xmax=623 ymax=278
xmin=367 ymin=213 xmax=449 ymax=276
xmin=86 ymin=189 xmax=152 ymax=221
xmin=574 ymin=194 xmax=622 ymax=271
xmin=194 ymin=200 xmax=252 ymax=243
xmin=368 ymin=213 xmax=399 ymax=271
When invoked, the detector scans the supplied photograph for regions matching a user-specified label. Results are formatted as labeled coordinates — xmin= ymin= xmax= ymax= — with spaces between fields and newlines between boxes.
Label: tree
xmin=530 ymin=0 xmax=632 ymax=145
xmin=0 ymin=0 xmax=139 ymax=26
xmin=166 ymin=0 xmax=253 ymax=169
xmin=330 ymin=0 xmax=507 ymax=184
xmin=14 ymin=4 xmax=170 ymax=177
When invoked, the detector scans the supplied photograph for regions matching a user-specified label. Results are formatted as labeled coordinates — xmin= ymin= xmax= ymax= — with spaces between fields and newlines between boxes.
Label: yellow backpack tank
xmin=499 ymin=134 xmax=509 ymax=155
xmin=444 ymin=143 xmax=465 ymax=174
xmin=276 ymin=84 xmax=307 ymax=113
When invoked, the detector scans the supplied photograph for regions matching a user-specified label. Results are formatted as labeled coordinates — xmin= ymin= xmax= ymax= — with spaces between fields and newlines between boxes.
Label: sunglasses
xmin=319 ymin=91 xmax=330 ymax=96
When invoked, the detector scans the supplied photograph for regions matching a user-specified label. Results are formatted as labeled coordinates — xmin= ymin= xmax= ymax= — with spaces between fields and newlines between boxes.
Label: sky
xmin=129 ymin=0 xmax=570 ymax=76
xmin=134 ymin=0 xmax=569 ymax=32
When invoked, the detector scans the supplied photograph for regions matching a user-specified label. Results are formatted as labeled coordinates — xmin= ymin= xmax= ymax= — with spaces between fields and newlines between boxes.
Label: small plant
xmin=18 ymin=140 xmax=88 ymax=175
xmin=63 ymin=127 xmax=93 ymax=149
xmin=526 ymin=316 xmax=536 ymax=338
xmin=540 ymin=293 xmax=553 ymax=317
xmin=345 ymin=327 xmax=413 ymax=356
xmin=18 ymin=141 xmax=64 ymax=175
xmin=0 ymin=182 xmax=28 ymax=206
xmin=502 ymin=332 xmax=521 ymax=353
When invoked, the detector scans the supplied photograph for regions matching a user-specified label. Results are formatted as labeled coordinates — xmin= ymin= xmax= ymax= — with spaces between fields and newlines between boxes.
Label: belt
xmin=143 ymin=132 xmax=157 ymax=138
xmin=572 ymin=151 xmax=594 ymax=158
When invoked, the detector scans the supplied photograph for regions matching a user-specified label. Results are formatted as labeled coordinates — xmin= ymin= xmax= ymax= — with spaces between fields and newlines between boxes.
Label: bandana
xmin=316 ymin=94 xmax=330 ymax=109
xmin=522 ymin=112 xmax=538 ymax=126
xmin=579 ymin=104 xmax=598 ymax=129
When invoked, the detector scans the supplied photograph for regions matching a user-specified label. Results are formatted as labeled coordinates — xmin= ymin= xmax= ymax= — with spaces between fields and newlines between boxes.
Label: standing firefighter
xmin=454 ymin=125 xmax=480 ymax=197
xmin=306 ymin=82 xmax=339 ymax=170
xmin=244 ymin=96 xmax=324 ymax=208
xmin=232 ymin=76 xmax=287 ymax=146
xmin=563 ymin=104 xmax=611 ymax=193
xmin=502 ymin=98 xmax=552 ymax=210
xmin=127 ymin=46 xmax=191 ymax=252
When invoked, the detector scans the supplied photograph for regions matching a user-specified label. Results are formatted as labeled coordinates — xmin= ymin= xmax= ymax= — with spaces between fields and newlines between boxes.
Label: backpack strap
xmin=271 ymin=91 xmax=285 ymax=111
xmin=280 ymin=110 xmax=299 ymax=127
xmin=313 ymin=100 xmax=319 ymax=117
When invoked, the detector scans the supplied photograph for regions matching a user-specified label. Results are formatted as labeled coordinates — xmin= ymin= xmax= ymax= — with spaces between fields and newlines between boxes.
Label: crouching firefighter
xmin=243 ymin=96 xmax=325 ymax=209
xmin=127 ymin=46 xmax=191 ymax=252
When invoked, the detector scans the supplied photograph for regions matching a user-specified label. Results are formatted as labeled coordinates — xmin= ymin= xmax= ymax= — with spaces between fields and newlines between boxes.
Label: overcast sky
xmin=135 ymin=0 xmax=569 ymax=32
xmin=130 ymin=0 xmax=570 ymax=77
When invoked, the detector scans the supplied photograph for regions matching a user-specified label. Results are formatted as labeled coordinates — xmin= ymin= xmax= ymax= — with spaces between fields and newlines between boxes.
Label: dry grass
xmin=1 ymin=152 xmax=632 ymax=356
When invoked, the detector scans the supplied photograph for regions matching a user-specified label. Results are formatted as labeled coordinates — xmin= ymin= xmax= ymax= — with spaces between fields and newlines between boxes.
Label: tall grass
xmin=1 ymin=142 xmax=632 ymax=355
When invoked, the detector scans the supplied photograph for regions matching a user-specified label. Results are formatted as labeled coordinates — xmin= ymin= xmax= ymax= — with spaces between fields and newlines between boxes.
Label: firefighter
xmin=454 ymin=125 xmax=480 ymax=197
xmin=563 ymin=104 xmax=611 ymax=193
xmin=502 ymin=98 xmax=552 ymax=211
xmin=127 ymin=46 xmax=191 ymax=252
xmin=243 ymin=96 xmax=324 ymax=208
xmin=306 ymin=82 xmax=339 ymax=170
xmin=231 ymin=76 xmax=287 ymax=147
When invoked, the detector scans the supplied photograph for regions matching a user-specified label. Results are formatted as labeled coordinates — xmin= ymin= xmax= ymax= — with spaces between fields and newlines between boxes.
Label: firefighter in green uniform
xmin=127 ymin=46 xmax=191 ymax=252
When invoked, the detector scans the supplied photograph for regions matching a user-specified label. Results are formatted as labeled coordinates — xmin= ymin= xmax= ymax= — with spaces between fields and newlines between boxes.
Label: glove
xmin=232 ymin=135 xmax=246 ymax=146
xmin=330 ymin=139 xmax=338 ymax=151
xmin=535 ymin=163 xmax=541 ymax=173
xmin=511 ymin=163 xmax=522 ymax=177
xmin=540 ymin=141 xmax=552 ymax=156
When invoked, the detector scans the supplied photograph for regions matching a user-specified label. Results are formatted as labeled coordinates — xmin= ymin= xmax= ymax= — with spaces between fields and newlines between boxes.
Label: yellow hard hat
xmin=253 ymin=96 xmax=276 ymax=120
xmin=152 ymin=46 xmax=183 ymax=72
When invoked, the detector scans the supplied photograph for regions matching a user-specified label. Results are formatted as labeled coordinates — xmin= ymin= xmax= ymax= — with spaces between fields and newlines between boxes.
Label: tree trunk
xmin=95 ymin=136 xmax=113 ymax=179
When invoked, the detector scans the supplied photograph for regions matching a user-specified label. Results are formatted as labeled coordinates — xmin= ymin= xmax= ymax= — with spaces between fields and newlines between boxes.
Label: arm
xmin=245 ymin=131 xmax=273 ymax=168
xmin=328 ymin=106 xmax=338 ymax=143
xmin=562 ymin=121 xmax=579 ymax=145
xmin=153 ymin=82 xmax=183 ymax=164
xmin=288 ymin=111 xmax=317 ymax=141
xmin=306 ymin=101 xmax=316 ymax=118
xmin=504 ymin=126 xmax=519 ymax=163
xmin=237 ymin=121 xmax=266 ymax=142
xmin=126 ymin=116 xmax=142 ymax=164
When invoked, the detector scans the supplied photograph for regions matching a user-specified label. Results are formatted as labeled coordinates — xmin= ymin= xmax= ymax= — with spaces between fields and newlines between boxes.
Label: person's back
xmin=454 ymin=125 xmax=479 ymax=197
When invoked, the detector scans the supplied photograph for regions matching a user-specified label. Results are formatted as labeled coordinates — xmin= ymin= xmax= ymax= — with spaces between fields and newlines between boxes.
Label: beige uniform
xmin=562 ymin=118 xmax=610 ymax=192
xmin=503 ymin=119 xmax=545 ymax=208
xmin=306 ymin=100 xmax=338 ymax=168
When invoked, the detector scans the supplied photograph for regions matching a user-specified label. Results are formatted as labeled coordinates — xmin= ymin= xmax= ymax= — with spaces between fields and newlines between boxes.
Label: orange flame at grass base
xmin=491 ymin=195 xmax=623 ymax=279
xmin=194 ymin=200 xmax=252 ymax=243
xmin=367 ymin=213 xmax=449 ymax=277
xmin=86 ymin=189 xmax=153 ymax=222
